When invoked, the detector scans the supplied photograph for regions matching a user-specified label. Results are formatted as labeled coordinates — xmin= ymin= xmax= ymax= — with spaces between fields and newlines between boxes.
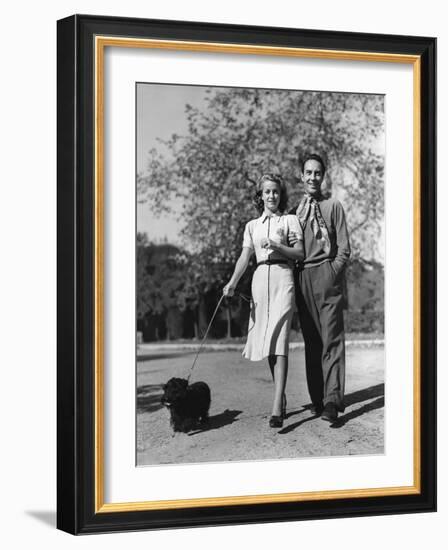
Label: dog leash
xmin=186 ymin=291 xmax=252 ymax=383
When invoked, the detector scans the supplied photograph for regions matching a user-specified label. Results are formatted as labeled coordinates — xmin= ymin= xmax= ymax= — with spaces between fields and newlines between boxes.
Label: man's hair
xmin=300 ymin=154 xmax=326 ymax=176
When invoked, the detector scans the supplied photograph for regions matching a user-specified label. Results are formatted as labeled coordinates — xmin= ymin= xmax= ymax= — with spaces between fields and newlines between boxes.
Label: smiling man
xmin=289 ymin=154 xmax=351 ymax=423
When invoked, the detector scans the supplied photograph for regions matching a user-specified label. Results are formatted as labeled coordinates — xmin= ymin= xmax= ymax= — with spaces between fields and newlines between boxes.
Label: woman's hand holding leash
xmin=223 ymin=283 xmax=235 ymax=297
xmin=223 ymin=247 xmax=252 ymax=298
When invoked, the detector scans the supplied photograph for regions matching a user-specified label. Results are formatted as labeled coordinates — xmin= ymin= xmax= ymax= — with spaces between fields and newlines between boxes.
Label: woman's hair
xmin=253 ymin=173 xmax=288 ymax=215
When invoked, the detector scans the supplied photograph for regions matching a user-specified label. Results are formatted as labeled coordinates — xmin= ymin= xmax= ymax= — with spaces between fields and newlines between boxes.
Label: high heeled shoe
xmin=269 ymin=415 xmax=283 ymax=428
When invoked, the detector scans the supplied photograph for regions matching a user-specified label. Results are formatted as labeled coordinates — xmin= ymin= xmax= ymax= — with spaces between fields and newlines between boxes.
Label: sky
xmin=137 ymin=83 xmax=208 ymax=244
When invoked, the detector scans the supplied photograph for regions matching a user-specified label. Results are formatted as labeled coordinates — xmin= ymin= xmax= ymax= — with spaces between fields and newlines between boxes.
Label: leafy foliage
xmin=139 ymin=87 xmax=385 ymax=277
xmin=137 ymin=234 xmax=187 ymax=319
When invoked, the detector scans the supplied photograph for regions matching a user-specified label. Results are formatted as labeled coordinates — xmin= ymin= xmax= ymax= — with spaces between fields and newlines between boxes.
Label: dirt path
xmin=137 ymin=346 xmax=384 ymax=466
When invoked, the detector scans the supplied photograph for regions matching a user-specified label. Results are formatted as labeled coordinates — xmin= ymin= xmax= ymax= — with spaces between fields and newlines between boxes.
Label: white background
xmin=0 ymin=1 xmax=443 ymax=548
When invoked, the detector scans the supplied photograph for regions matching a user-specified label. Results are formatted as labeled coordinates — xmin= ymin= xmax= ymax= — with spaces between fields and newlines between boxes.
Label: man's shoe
xmin=310 ymin=403 xmax=324 ymax=416
xmin=321 ymin=402 xmax=338 ymax=423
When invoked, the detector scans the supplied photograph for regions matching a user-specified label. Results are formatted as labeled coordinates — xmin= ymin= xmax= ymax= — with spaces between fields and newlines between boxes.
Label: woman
xmin=223 ymin=174 xmax=304 ymax=428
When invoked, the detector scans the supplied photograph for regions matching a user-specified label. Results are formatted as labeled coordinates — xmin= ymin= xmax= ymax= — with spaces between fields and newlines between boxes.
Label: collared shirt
xmin=289 ymin=196 xmax=350 ymax=274
xmin=242 ymin=212 xmax=303 ymax=263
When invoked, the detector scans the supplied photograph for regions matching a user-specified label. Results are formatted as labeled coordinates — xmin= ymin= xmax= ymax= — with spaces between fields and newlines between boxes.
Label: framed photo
xmin=57 ymin=14 xmax=436 ymax=534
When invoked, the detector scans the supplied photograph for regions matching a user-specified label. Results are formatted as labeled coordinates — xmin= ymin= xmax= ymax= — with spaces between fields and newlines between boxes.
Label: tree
xmin=138 ymin=88 xmax=385 ymax=334
xmin=139 ymin=88 xmax=384 ymax=268
xmin=137 ymin=237 xmax=192 ymax=339
xmin=136 ymin=232 xmax=153 ymax=321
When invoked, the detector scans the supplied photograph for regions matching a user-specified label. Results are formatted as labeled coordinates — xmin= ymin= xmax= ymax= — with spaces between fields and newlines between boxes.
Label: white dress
xmin=241 ymin=213 xmax=303 ymax=361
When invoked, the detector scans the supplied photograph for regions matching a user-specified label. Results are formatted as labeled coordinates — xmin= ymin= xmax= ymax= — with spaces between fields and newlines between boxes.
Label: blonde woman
xmin=223 ymin=174 xmax=304 ymax=428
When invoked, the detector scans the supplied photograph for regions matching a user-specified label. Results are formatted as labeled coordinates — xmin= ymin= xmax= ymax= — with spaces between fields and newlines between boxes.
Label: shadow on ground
xmin=344 ymin=383 xmax=384 ymax=407
xmin=137 ymin=383 xmax=165 ymax=413
xmin=330 ymin=382 xmax=384 ymax=428
xmin=189 ymin=409 xmax=242 ymax=436
xmin=278 ymin=414 xmax=316 ymax=434
xmin=281 ymin=383 xmax=385 ymax=433
xmin=26 ymin=511 xmax=56 ymax=528
xmin=331 ymin=396 xmax=385 ymax=428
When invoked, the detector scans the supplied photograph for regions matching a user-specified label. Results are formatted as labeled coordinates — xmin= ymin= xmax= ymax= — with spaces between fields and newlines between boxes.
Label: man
xmin=289 ymin=154 xmax=350 ymax=423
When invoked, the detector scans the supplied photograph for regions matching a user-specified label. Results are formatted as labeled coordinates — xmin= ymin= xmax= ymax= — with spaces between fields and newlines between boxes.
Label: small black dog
xmin=161 ymin=377 xmax=211 ymax=433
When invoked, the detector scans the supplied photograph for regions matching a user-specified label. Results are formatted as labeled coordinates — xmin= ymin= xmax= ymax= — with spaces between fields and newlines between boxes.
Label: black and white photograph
xmin=0 ymin=0 xmax=441 ymax=544
xmin=136 ymin=83 xmax=385 ymax=466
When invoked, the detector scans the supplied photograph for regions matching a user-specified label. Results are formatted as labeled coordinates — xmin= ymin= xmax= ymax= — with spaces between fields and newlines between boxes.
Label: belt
xmin=257 ymin=259 xmax=289 ymax=267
